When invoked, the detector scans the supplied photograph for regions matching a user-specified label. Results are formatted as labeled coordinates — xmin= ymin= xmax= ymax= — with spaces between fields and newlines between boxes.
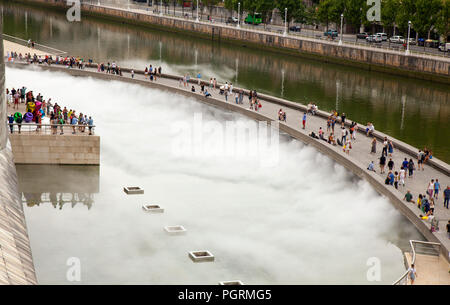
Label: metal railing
xmin=2 ymin=34 xmax=67 ymax=56
xmin=393 ymin=240 xmax=441 ymax=285
xmin=7 ymin=123 xmax=96 ymax=135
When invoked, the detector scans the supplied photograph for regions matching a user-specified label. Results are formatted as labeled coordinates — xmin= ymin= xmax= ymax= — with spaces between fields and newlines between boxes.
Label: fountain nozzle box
xmin=124 ymin=186 xmax=144 ymax=195
xmin=188 ymin=250 xmax=214 ymax=263
xmin=142 ymin=204 xmax=164 ymax=213
xmin=219 ymin=280 xmax=244 ymax=285
xmin=164 ymin=225 xmax=186 ymax=235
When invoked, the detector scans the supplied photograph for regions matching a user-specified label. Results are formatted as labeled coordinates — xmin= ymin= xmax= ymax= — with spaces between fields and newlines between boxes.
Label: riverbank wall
xmin=10 ymin=134 xmax=100 ymax=165
xmin=10 ymin=0 xmax=450 ymax=84
xmin=0 ymin=13 xmax=36 ymax=285
xmin=0 ymin=144 xmax=37 ymax=284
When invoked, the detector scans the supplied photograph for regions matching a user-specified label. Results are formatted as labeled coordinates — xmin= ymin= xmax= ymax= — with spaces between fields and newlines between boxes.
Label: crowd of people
xmin=6 ymin=86 xmax=94 ymax=135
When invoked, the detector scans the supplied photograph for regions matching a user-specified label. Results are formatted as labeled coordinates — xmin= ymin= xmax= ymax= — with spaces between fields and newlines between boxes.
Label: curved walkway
xmin=7 ymin=61 xmax=450 ymax=263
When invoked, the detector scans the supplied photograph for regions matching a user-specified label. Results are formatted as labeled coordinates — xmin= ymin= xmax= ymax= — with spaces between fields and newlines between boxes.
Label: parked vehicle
xmin=227 ymin=16 xmax=238 ymax=24
xmin=244 ymin=13 xmax=262 ymax=25
xmin=289 ymin=25 xmax=301 ymax=32
xmin=425 ymin=39 xmax=439 ymax=48
xmin=375 ymin=33 xmax=388 ymax=41
xmin=389 ymin=36 xmax=405 ymax=44
xmin=366 ymin=35 xmax=382 ymax=43
xmin=324 ymin=30 xmax=338 ymax=37
xmin=356 ymin=32 xmax=369 ymax=39
xmin=438 ymin=42 xmax=450 ymax=52
xmin=408 ymin=38 xmax=417 ymax=45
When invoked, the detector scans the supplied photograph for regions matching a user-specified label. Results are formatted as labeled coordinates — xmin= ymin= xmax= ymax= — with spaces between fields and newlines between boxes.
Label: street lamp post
xmin=406 ymin=21 xmax=411 ymax=55
xmin=237 ymin=2 xmax=240 ymax=28
xmin=160 ymin=0 xmax=162 ymax=16
xmin=283 ymin=8 xmax=287 ymax=36
xmin=196 ymin=0 xmax=199 ymax=22
xmin=339 ymin=13 xmax=343 ymax=45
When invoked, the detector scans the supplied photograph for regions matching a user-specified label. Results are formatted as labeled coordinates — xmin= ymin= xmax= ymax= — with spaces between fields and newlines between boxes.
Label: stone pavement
xmin=3 ymin=40 xmax=54 ymax=58
xmin=405 ymin=252 xmax=450 ymax=285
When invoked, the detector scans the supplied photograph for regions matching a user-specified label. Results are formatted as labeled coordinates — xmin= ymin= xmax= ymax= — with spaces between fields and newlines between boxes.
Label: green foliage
xmin=435 ymin=0 xmax=450 ymax=39
xmin=275 ymin=0 xmax=307 ymax=24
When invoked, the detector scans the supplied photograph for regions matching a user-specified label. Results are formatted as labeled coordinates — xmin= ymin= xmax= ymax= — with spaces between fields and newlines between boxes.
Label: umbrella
xmin=24 ymin=112 xmax=34 ymax=123
xmin=27 ymin=101 xmax=35 ymax=113
xmin=14 ymin=112 xmax=22 ymax=122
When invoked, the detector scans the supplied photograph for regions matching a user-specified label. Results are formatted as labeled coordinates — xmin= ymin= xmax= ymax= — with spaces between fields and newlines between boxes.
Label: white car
xmin=407 ymin=38 xmax=416 ymax=45
xmin=376 ymin=33 xmax=388 ymax=41
xmin=439 ymin=43 xmax=450 ymax=52
xmin=366 ymin=35 xmax=382 ymax=43
xmin=389 ymin=36 xmax=405 ymax=44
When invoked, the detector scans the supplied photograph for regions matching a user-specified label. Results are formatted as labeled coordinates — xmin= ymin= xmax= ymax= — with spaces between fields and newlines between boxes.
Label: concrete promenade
xmin=9 ymin=61 xmax=450 ymax=263
xmin=3 ymin=40 xmax=53 ymax=58
xmin=404 ymin=252 xmax=450 ymax=285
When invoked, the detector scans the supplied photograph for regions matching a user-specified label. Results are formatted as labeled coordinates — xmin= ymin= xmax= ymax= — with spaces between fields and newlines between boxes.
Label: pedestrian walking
xmin=408 ymin=159 xmax=415 ymax=178
xmin=302 ymin=112 xmax=307 ymax=129
xmin=444 ymin=186 xmax=450 ymax=209
xmin=382 ymin=137 xmax=388 ymax=157
xmin=388 ymin=158 xmax=394 ymax=171
xmin=379 ymin=155 xmax=386 ymax=174
xmin=434 ymin=179 xmax=441 ymax=199
xmin=371 ymin=137 xmax=376 ymax=154
xmin=427 ymin=179 xmax=435 ymax=199
xmin=408 ymin=264 xmax=417 ymax=285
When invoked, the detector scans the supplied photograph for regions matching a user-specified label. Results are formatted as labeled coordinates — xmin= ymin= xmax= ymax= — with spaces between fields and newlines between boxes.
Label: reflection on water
xmin=16 ymin=165 xmax=99 ymax=210
xmin=1 ymin=1 xmax=449 ymax=161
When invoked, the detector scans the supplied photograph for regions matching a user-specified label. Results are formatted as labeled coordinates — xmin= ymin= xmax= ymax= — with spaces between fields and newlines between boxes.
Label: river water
xmin=1 ymin=1 xmax=449 ymax=162
xmin=1 ymin=2 xmax=435 ymax=284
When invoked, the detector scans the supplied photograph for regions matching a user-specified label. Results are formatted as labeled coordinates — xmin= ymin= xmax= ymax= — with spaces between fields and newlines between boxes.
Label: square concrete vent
xmin=188 ymin=250 xmax=215 ymax=263
xmin=124 ymin=187 xmax=144 ymax=195
xmin=142 ymin=204 xmax=164 ymax=213
xmin=164 ymin=225 xmax=186 ymax=235
xmin=219 ymin=280 xmax=244 ymax=285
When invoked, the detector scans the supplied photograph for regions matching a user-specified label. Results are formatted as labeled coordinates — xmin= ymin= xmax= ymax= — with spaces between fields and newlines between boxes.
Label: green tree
xmin=275 ymin=0 xmax=307 ymax=27
xmin=435 ymin=0 xmax=450 ymax=40
xmin=381 ymin=0 xmax=399 ymax=36
xmin=343 ymin=0 xmax=366 ymax=33
xmin=396 ymin=0 xmax=417 ymax=35
xmin=316 ymin=0 xmax=334 ymax=31
xmin=413 ymin=0 xmax=443 ymax=39
xmin=256 ymin=0 xmax=277 ymax=26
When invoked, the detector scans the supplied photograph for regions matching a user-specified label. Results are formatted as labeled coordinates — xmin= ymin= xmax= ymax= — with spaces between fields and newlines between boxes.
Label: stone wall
xmin=0 ymin=12 xmax=36 ymax=285
xmin=0 ymin=14 xmax=7 ymax=149
xmin=13 ymin=0 xmax=450 ymax=83
xmin=0 ymin=144 xmax=37 ymax=284
xmin=10 ymin=135 xmax=100 ymax=165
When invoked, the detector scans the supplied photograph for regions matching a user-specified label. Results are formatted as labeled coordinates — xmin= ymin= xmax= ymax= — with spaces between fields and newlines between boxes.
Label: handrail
xmin=7 ymin=122 xmax=96 ymax=135
xmin=392 ymin=240 xmax=441 ymax=285
xmin=2 ymin=34 xmax=67 ymax=56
